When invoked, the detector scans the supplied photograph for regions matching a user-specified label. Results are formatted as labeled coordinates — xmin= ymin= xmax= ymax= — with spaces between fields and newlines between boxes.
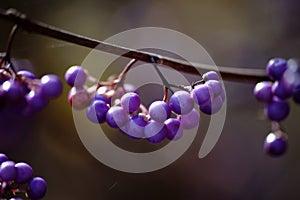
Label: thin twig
xmin=0 ymin=8 xmax=269 ymax=83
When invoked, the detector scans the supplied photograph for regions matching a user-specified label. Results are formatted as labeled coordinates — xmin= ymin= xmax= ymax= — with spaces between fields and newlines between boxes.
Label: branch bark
xmin=0 ymin=8 xmax=269 ymax=83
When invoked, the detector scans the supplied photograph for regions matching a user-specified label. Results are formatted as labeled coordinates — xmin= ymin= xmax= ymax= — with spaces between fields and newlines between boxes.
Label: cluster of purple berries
xmin=65 ymin=65 xmax=225 ymax=143
xmin=254 ymin=58 xmax=300 ymax=156
xmin=0 ymin=66 xmax=62 ymax=116
xmin=0 ymin=153 xmax=47 ymax=200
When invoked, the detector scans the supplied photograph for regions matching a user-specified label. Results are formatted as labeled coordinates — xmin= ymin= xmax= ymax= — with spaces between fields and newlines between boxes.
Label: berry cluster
xmin=0 ymin=153 xmax=47 ymax=200
xmin=0 ymin=57 xmax=62 ymax=116
xmin=254 ymin=58 xmax=300 ymax=156
xmin=65 ymin=65 xmax=225 ymax=143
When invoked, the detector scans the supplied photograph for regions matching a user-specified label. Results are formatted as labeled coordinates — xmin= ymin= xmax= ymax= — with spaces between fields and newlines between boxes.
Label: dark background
xmin=0 ymin=0 xmax=300 ymax=199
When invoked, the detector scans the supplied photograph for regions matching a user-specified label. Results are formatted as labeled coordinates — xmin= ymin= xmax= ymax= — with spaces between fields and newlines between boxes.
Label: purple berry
xmin=15 ymin=162 xmax=33 ymax=183
xmin=205 ymin=80 xmax=222 ymax=97
xmin=254 ymin=81 xmax=273 ymax=103
xmin=169 ymin=91 xmax=194 ymax=115
xmin=179 ymin=108 xmax=200 ymax=129
xmin=65 ymin=66 xmax=87 ymax=87
xmin=272 ymin=80 xmax=294 ymax=99
xmin=264 ymin=131 xmax=287 ymax=157
xmin=121 ymin=115 xmax=147 ymax=139
xmin=144 ymin=120 xmax=167 ymax=144
xmin=149 ymin=101 xmax=171 ymax=122
xmin=191 ymin=84 xmax=211 ymax=105
xmin=26 ymin=90 xmax=49 ymax=111
xmin=200 ymin=95 xmax=223 ymax=115
xmin=0 ymin=161 xmax=17 ymax=181
xmin=106 ymin=106 xmax=129 ymax=128
xmin=40 ymin=74 xmax=63 ymax=98
xmin=2 ymin=80 xmax=25 ymax=102
xmin=94 ymin=88 xmax=111 ymax=105
xmin=86 ymin=100 xmax=109 ymax=123
xmin=266 ymin=58 xmax=287 ymax=80
xmin=265 ymin=97 xmax=290 ymax=122
xmin=28 ymin=177 xmax=47 ymax=199
xmin=165 ymin=118 xmax=183 ymax=140
xmin=68 ymin=87 xmax=91 ymax=110
xmin=203 ymin=71 xmax=220 ymax=81
xmin=120 ymin=92 xmax=141 ymax=113
xmin=17 ymin=70 xmax=36 ymax=79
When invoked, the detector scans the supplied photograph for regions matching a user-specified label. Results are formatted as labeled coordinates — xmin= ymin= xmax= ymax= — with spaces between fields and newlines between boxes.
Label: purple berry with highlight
xmin=28 ymin=177 xmax=47 ymax=199
xmin=203 ymin=71 xmax=220 ymax=81
xmin=165 ymin=118 xmax=182 ymax=140
xmin=149 ymin=101 xmax=171 ymax=122
xmin=121 ymin=92 xmax=141 ymax=113
xmin=144 ymin=120 xmax=167 ymax=144
xmin=15 ymin=162 xmax=33 ymax=184
xmin=191 ymin=84 xmax=211 ymax=105
xmin=264 ymin=131 xmax=287 ymax=157
xmin=0 ymin=161 xmax=17 ymax=182
xmin=122 ymin=115 xmax=147 ymax=139
xmin=40 ymin=74 xmax=63 ymax=98
xmin=254 ymin=81 xmax=273 ymax=103
xmin=106 ymin=106 xmax=129 ymax=128
xmin=266 ymin=58 xmax=287 ymax=80
xmin=205 ymin=80 xmax=222 ymax=97
xmin=169 ymin=91 xmax=194 ymax=115
xmin=265 ymin=97 xmax=290 ymax=122
xmin=65 ymin=66 xmax=87 ymax=87
xmin=200 ymin=95 xmax=223 ymax=115
xmin=179 ymin=108 xmax=200 ymax=129
xmin=86 ymin=100 xmax=109 ymax=123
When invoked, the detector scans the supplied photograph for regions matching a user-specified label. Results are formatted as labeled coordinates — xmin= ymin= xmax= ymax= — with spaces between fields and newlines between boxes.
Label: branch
xmin=0 ymin=8 xmax=268 ymax=83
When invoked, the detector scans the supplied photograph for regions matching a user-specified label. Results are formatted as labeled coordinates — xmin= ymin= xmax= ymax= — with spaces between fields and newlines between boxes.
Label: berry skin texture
xmin=179 ymin=108 xmax=200 ymax=129
xmin=0 ymin=161 xmax=17 ymax=182
xmin=165 ymin=118 xmax=182 ymax=140
xmin=264 ymin=131 xmax=287 ymax=157
xmin=26 ymin=90 xmax=49 ymax=111
xmin=169 ymin=91 xmax=194 ymax=115
xmin=65 ymin=66 xmax=87 ymax=87
xmin=106 ymin=106 xmax=129 ymax=128
xmin=265 ymin=97 xmax=290 ymax=122
xmin=29 ymin=177 xmax=47 ymax=200
xmin=205 ymin=80 xmax=222 ymax=97
xmin=68 ymin=87 xmax=91 ymax=110
xmin=15 ymin=162 xmax=33 ymax=184
xmin=121 ymin=115 xmax=147 ymax=139
xmin=272 ymin=80 xmax=293 ymax=99
xmin=191 ymin=84 xmax=211 ymax=105
xmin=266 ymin=58 xmax=287 ymax=80
xmin=149 ymin=101 xmax=171 ymax=122
xmin=2 ymin=80 xmax=25 ymax=102
xmin=144 ymin=120 xmax=167 ymax=144
xmin=40 ymin=74 xmax=63 ymax=98
xmin=200 ymin=95 xmax=223 ymax=115
xmin=203 ymin=71 xmax=220 ymax=81
xmin=86 ymin=100 xmax=109 ymax=123
xmin=254 ymin=81 xmax=273 ymax=103
xmin=120 ymin=92 xmax=141 ymax=113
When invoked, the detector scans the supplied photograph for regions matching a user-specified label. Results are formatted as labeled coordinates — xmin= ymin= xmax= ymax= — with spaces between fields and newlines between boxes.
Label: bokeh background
xmin=0 ymin=0 xmax=300 ymax=199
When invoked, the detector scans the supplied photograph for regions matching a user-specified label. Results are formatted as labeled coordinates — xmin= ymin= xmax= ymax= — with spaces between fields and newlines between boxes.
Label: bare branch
xmin=0 ymin=8 xmax=268 ymax=83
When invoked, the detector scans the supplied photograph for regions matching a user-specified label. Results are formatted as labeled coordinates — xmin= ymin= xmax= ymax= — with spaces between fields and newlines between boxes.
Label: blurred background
xmin=0 ymin=0 xmax=300 ymax=199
